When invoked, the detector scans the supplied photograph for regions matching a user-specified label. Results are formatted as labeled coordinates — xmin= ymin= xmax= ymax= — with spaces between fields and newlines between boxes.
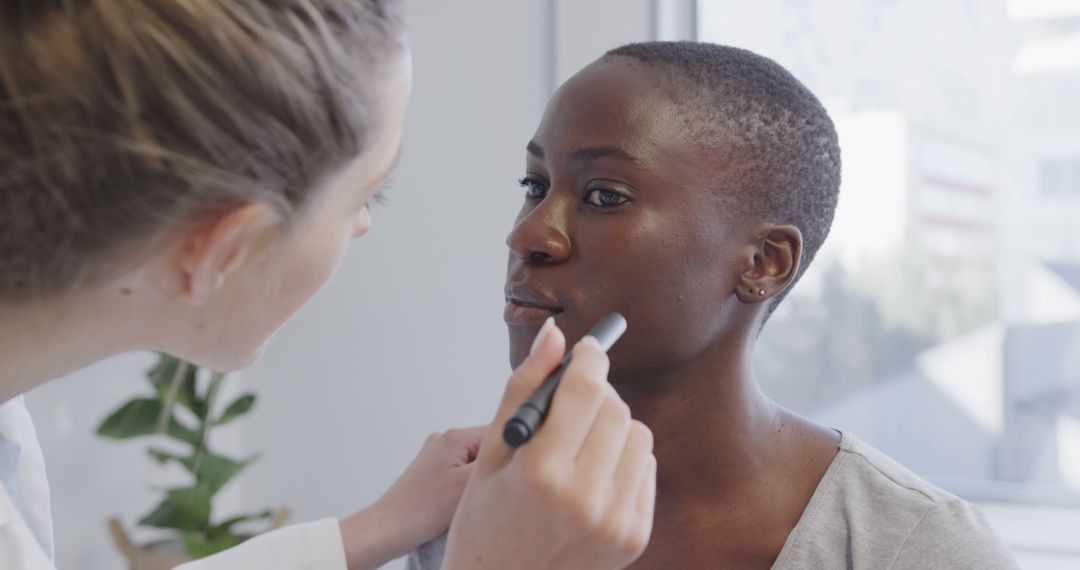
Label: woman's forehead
xmin=533 ymin=61 xmax=689 ymax=167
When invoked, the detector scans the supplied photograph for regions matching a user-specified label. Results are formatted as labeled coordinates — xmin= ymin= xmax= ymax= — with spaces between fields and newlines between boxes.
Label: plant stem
xmin=157 ymin=356 xmax=188 ymax=433
xmin=190 ymin=372 xmax=225 ymax=474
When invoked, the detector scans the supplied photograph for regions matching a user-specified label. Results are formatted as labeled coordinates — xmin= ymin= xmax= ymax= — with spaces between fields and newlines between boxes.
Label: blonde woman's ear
xmin=179 ymin=203 xmax=276 ymax=305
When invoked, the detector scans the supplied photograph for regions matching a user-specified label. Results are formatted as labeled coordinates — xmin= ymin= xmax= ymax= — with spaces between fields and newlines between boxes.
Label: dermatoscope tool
xmin=503 ymin=313 xmax=628 ymax=447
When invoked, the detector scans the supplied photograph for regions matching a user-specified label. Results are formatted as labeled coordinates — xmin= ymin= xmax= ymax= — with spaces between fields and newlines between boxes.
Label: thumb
xmin=474 ymin=317 xmax=566 ymax=470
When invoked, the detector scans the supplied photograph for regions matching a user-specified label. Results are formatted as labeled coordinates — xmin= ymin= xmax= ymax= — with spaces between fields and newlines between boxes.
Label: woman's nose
xmin=506 ymin=201 xmax=571 ymax=264
xmin=352 ymin=206 xmax=372 ymax=238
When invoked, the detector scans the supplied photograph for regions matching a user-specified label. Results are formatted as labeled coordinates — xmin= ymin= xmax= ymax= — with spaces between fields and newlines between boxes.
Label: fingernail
xmin=530 ymin=317 xmax=556 ymax=355
xmin=580 ymin=336 xmax=602 ymax=350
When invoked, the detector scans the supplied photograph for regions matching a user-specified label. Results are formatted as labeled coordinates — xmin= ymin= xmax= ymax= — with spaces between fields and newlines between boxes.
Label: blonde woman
xmin=0 ymin=2 xmax=656 ymax=569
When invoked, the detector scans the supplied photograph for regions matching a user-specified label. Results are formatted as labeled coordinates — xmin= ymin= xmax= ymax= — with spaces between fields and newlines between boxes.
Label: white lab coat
xmin=0 ymin=398 xmax=348 ymax=570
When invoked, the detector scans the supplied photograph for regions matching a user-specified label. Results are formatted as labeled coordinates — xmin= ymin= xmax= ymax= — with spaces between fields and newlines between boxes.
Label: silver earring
xmin=758 ymin=289 xmax=766 ymax=296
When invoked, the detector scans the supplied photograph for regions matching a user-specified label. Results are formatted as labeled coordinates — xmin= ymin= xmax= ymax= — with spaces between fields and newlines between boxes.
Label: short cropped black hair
xmin=604 ymin=42 xmax=841 ymax=308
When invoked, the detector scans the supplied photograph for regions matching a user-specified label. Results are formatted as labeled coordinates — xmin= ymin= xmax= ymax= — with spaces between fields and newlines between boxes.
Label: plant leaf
xmin=215 ymin=394 xmax=255 ymax=426
xmin=147 ymin=448 xmax=184 ymax=465
xmin=97 ymin=399 xmax=163 ymax=439
xmin=181 ymin=529 xmax=240 ymax=559
xmin=146 ymin=353 xmax=179 ymax=389
xmin=166 ymin=418 xmax=200 ymax=447
xmin=212 ymin=510 xmax=273 ymax=535
xmin=184 ymin=453 xmax=254 ymax=496
xmin=139 ymin=487 xmax=211 ymax=531
xmin=148 ymin=354 xmax=200 ymax=416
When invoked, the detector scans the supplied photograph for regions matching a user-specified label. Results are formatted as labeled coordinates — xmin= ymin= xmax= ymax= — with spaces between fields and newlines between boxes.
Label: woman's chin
xmin=227 ymin=339 xmax=269 ymax=371
xmin=507 ymin=328 xmax=535 ymax=369
xmin=171 ymin=338 xmax=269 ymax=373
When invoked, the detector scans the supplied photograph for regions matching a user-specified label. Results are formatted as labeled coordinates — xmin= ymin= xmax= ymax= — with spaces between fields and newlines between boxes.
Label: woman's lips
xmin=504 ymin=299 xmax=563 ymax=326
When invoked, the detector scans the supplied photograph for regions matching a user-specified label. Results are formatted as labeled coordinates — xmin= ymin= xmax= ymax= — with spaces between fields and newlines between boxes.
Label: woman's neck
xmin=0 ymin=292 xmax=140 ymax=404
xmin=615 ymin=336 xmax=842 ymax=568
xmin=615 ymin=341 xmax=786 ymax=504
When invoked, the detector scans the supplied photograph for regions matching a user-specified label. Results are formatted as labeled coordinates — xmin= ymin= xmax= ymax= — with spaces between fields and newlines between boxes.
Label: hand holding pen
xmin=442 ymin=314 xmax=656 ymax=570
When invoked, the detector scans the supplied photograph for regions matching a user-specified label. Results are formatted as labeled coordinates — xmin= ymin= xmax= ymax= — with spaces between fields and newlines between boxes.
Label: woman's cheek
xmin=281 ymin=221 xmax=353 ymax=316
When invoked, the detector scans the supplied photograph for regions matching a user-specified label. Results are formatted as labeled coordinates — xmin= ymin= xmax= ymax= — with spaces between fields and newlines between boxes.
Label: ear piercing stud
xmin=759 ymin=289 xmax=766 ymax=296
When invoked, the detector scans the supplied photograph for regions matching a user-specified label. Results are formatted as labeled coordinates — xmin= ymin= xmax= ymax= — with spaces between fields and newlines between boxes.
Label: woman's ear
xmin=735 ymin=224 xmax=803 ymax=304
xmin=177 ymin=203 xmax=280 ymax=305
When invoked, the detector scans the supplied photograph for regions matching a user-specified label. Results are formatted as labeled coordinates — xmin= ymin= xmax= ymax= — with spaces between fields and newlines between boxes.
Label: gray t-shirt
xmin=407 ymin=431 xmax=1019 ymax=569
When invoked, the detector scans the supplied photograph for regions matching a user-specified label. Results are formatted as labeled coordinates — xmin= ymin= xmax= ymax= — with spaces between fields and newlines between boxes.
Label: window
xmin=1041 ymin=158 xmax=1080 ymax=197
xmin=696 ymin=0 xmax=1080 ymax=566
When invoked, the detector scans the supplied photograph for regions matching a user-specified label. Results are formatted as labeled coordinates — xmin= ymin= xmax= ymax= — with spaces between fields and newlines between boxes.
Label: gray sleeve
xmin=405 ymin=530 xmax=448 ymax=570
xmin=891 ymin=499 xmax=1020 ymax=569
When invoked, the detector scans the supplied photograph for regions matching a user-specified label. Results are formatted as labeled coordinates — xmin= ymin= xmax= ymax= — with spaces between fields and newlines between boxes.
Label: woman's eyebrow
xmin=569 ymin=145 xmax=645 ymax=168
xmin=526 ymin=140 xmax=647 ymax=170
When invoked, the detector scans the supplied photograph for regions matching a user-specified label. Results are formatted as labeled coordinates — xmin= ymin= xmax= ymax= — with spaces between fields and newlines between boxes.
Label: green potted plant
xmin=98 ymin=353 xmax=288 ymax=569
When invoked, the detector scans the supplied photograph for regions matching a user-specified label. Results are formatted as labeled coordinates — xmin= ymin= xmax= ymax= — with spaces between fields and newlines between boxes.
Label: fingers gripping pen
xmin=503 ymin=313 xmax=628 ymax=447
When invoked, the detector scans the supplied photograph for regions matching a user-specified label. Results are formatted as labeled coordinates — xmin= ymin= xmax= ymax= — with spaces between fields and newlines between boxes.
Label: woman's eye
xmin=518 ymin=177 xmax=548 ymax=201
xmin=366 ymin=189 xmax=390 ymax=209
xmin=585 ymin=188 xmax=629 ymax=207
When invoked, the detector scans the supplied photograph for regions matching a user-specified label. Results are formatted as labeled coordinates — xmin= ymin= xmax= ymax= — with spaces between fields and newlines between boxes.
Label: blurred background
xmin=24 ymin=0 xmax=1079 ymax=568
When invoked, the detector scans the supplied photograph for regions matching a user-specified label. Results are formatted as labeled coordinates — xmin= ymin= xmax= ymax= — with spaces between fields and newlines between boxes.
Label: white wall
xmin=554 ymin=0 xmax=654 ymax=84
xmin=25 ymin=1 xmax=657 ymax=569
